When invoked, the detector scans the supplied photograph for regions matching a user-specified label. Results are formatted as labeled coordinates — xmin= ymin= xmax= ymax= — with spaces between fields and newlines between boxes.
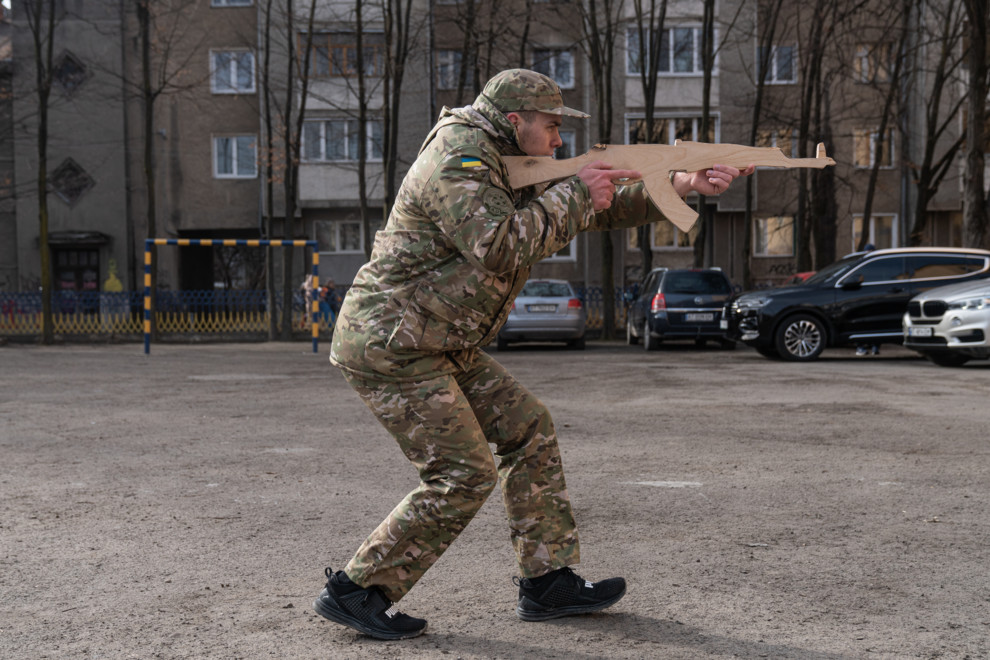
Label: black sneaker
xmin=313 ymin=567 xmax=427 ymax=640
xmin=513 ymin=566 xmax=626 ymax=622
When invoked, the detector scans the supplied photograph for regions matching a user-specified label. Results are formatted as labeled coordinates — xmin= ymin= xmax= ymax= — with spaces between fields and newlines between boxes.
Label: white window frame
xmin=210 ymin=50 xmax=256 ymax=94
xmin=758 ymin=45 xmax=796 ymax=84
xmin=625 ymin=114 xmax=717 ymax=251
xmin=651 ymin=220 xmax=695 ymax=250
xmin=211 ymin=0 xmax=252 ymax=6
xmin=543 ymin=239 xmax=577 ymax=262
xmin=532 ymin=48 xmax=575 ymax=89
xmin=213 ymin=135 xmax=258 ymax=179
xmin=624 ymin=114 xmax=719 ymax=145
xmin=302 ymin=119 xmax=384 ymax=162
xmin=437 ymin=50 xmax=471 ymax=90
xmin=853 ymin=128 xmax=895 ymax=169
xmin=854 ymin=43 xmax=893 ymax=83
xmin=852 ymin=214 xmax=898 ymax=251
xmin=626 ymin=25 xmax=713 ymax=77
xmin=555 ymin=129 xmax=577 ymax=160
xmin=316 ymin=219 xmax=379 ymax=254
xmin=756 ymin=128 xmax=798 ymax=158
xmin=754 ymin=216 xmax=794 ymax=257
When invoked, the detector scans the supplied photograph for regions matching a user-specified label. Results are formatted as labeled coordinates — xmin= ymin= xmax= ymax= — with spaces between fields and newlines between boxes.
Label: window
xmin=754 ymin=216 xmax=793 ymax=256
xmin=854 ymin=43 xmax=893 ymax=83
xmin=437 ymin=50 xmax=472 ymax=90
xmin=757 ymin=45 xmax=795 ymax=84
xmin=555 ymin=129 xmax=576 ymax=160
xmin=627 ymin=26 xmax=710 ymax=76
xmin=756 ymin=129 xmax=797 ymax=157
xmin=54 ymin=248 xmax=99 ymax=292
xmin=906 ymin=255 xmax=988 ymax=281
xmin=626 ymin=115 xmax=716 ymax=145
xmin=844 ymin=257 xmax=909 ymax=284
xmin=51 ymin=158 xmax=94 ymax=206
xmin=626 ymin=115 xmax=714 ymax=250
xmin=53 ymin=51 xmax=89 ymax=94
xmin=315 ymin=219 xmax=380 ymax=254
xmin=852 ymin=214 xmax=896 ymax=250
xmin=854 ymin=128 xmax=894 ymax=168
xmin=213 ymin=136 xmax=257 ymax=178
xmin=302 ymin=119 xmax=384 ymax=162
xmin=211 ymin=50 xmax=255 ymax=94
xmin=212 ymin=0 xmax=252 ymax=6
xmin=532 ymin=49 xmax=574 ymax=88
xmin=544 ymin=240 xmax=576 ymax=261
xmin=304 ymin=32 xmax=385 ymax=78
xmin=652 ymin=219 xmax=695 ymax=249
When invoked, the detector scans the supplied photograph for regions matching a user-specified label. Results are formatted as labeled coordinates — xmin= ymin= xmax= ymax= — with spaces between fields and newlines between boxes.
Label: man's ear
xmin=505 ymin=112 xmax=521 ymax=128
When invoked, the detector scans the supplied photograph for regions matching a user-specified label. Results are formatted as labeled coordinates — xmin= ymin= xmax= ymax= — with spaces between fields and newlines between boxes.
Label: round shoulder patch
xmin=482 ymin=187 xmax=515 ymax=216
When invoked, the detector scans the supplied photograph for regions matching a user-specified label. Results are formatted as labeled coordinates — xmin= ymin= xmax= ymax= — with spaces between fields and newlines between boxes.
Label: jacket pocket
xmin=385 ymin=282 xmax=488 ymax=353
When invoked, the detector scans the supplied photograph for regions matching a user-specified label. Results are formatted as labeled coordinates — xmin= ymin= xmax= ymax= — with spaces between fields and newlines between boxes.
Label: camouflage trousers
xmin=339 ymin=351 xmax=580 ymax=602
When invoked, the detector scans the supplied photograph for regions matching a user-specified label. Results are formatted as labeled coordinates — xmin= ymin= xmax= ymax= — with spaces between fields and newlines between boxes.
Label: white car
xmin=903 ymin=279 xmax=990 ymax=366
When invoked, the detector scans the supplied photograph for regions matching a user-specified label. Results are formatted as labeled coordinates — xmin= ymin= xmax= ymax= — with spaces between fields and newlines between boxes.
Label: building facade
xmin=1 ymin=0 xmax=982 ymax=299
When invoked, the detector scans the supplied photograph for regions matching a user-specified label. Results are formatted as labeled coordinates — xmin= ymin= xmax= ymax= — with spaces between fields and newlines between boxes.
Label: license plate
xmin=528 ymin=304 xmax=557 ymax=313
xmin=908 ymin=326 xmax=933 ymax=337
xmin=720 ymin=319 xmax=728 ymax=329
xmin=685 ymin=313 xmax=714 ymax=322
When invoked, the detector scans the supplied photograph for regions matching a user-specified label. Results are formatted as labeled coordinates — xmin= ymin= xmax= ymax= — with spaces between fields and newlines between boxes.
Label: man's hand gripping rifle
xmin=503 ymin=140 xmax=836 ymax=232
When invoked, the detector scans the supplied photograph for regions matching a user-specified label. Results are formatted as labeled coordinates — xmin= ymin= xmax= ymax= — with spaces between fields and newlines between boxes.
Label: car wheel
xmin=774 ymin=314 xmax=825 ymax=361
xmin=925 ymin=351 xmax=971 ymax=367
xmin=497 ymin=336 xmax=509 ymax=351
xmin=626 ymin=318 xmax=639 ymax=345
xmin=643 ymin=321 xmax=660 ymax=351
xmin=569 ymin=336 xmax=586 ymax=350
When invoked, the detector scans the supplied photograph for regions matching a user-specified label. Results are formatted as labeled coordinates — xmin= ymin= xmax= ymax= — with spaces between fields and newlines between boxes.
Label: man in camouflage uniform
xmin=313 ymin=69 xmax=751 ymax=640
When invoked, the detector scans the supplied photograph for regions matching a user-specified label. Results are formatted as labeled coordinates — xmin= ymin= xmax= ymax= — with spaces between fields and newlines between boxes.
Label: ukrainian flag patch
xmin=461 ymin=157 xmax=483 ymax=168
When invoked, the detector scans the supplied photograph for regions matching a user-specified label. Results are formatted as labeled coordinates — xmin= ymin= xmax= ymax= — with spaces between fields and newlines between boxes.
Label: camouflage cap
xmin=481 ymin=69 xmax=589 ymax=118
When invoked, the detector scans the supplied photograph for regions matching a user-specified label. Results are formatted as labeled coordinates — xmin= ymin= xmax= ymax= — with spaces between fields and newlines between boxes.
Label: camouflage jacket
xmin=330 ymin=95 xmax=667 ymax=381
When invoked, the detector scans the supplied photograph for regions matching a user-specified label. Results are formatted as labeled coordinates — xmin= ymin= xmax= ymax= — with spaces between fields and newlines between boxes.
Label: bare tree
xmin=628 ymin=0 xmax=668 ymax=277
xmin=856 ymin=0 xmax=910 ymax=251
xmin=577 ymin=0 xmax=625 ymax=338
xmin=962 ymin=0 xmax=989 ymax=249
xmin=906 ymin=1 xmax=967 ymax=245
xmin=22 ymin=0 xmax=56 ymax=343
xmin=742 ymin=0 xmax=787 ymax=289
xmin=380 ymin=0 xmax=421 ymax=228
xmin=279 ymin=0 xmax=318 ymax=340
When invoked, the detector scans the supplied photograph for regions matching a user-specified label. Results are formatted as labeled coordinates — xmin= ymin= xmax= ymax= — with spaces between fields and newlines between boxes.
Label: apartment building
xmin=1 ymin=0 xmax=977 ymax=296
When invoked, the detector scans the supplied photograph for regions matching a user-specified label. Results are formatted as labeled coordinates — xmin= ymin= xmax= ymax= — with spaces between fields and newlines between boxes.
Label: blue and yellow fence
xmin=0 ymin=285 xmax=633 ymax=343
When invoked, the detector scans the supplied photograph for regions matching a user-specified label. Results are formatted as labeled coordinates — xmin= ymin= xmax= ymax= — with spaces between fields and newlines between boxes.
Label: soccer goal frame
xmin=143 ymin=238 xmax=320 ymax=355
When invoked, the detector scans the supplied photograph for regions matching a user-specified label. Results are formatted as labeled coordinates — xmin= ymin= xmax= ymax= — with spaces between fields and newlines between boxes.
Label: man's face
xmin=509 ymin=111 xmax=563 ymax=157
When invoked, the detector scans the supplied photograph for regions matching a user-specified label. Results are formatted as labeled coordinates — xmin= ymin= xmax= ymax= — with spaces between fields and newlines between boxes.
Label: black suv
xmin=725 ymin=247 xmax=990 ymax=361
xmin=626 ymin=267 xmax=735 ymax=350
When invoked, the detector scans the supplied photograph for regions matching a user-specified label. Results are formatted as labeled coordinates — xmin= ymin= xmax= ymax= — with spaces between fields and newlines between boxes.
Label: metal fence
xmin=0 ymin=287 xmax=631 ymax=339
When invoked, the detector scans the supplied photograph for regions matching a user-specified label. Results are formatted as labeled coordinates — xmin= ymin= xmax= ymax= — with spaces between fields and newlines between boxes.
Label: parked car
xmin=724 ymin=247 xmax=990 ymax=361
xmin=903 ymin=279 xmax=990 ymax=367
xmin=497 ymin=279 xmax=587 ymax=350
xmin=625 ymin=267 xmax=735 ymax=350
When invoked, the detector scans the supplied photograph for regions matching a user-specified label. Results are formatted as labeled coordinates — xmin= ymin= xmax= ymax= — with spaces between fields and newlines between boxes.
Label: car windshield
xmin=663 ymin=271 xmax=731 ymax=295
xmin=802 ymin=255 xmax=863 ymax=285
xmin=521 ymin=281 xmax=572 ymax=297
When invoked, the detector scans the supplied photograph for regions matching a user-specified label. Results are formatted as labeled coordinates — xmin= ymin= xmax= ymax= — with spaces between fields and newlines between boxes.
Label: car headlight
xmin=735 ymin=295 xmax=773 ymax=310
xmin=947 ymin=296 xmax=990 ymax=311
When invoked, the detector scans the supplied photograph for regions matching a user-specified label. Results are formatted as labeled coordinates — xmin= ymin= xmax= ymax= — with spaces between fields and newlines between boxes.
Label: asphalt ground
xmin=2 ymin=340 xmax=988 ymax=659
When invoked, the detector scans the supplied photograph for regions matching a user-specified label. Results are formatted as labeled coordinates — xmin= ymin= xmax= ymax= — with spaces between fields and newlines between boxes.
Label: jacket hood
xmin=425 ymin=96 xmax=526 ymax=157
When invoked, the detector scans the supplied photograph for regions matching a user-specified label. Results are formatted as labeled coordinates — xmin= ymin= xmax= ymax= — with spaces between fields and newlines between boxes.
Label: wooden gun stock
xmin=502 ymin=140 xmax=836 ymax=232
